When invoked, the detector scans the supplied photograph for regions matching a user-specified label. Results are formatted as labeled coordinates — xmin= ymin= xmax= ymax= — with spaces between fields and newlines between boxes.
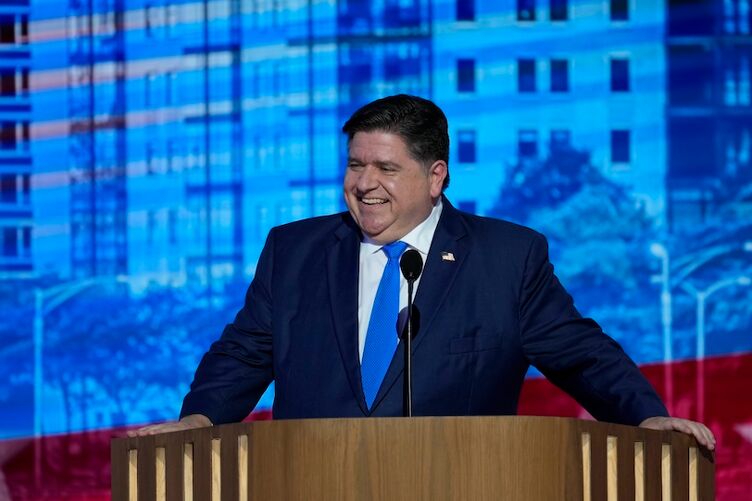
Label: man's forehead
xmin=348 ymin=131 xmax=408 ymax=160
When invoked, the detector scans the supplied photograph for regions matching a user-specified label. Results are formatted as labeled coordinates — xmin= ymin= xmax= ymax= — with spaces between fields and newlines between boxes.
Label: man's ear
xmin=428 ymin=160 xmax=448 ymax=198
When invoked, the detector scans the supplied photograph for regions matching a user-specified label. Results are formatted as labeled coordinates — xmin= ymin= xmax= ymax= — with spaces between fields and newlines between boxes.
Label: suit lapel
xmin=326 ymin=215 xmax=369 ymax=415
xmin=370 ymin=199 xmax=469 ymax=411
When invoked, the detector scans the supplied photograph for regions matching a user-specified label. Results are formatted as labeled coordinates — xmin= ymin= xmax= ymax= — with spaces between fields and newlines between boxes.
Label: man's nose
xmin=355 ymin=165 xmax=380 ymax=191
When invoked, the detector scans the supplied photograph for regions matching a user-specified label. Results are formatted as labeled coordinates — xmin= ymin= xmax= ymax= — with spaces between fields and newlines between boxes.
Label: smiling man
xmin=133 ymin=95 xmax=715 ymax=450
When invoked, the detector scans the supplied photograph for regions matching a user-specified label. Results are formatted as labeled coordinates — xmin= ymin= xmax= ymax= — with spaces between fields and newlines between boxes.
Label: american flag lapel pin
xmin=441 ymin=251 xmax=455 ymax=262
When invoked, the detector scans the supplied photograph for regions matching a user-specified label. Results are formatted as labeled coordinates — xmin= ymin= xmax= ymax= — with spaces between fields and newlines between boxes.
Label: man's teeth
xmin=361 ymin=198 xmax=388 ymax=205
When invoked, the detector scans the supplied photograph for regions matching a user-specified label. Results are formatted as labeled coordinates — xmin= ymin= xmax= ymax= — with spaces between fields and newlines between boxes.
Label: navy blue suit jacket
xmin=181 ymin=199 xmax=667 ymax=426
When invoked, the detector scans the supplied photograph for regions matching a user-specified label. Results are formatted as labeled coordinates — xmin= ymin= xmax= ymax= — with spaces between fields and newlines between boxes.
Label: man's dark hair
xmin=342 ymin=94 xmax=450 ymax=190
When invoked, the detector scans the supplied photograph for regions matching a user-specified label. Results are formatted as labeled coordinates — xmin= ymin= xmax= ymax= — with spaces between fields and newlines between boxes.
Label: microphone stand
xmin=400 ymin=248 xmax=422 ymax=418
xmin=404 ymin=278 xmax=416 ymax=417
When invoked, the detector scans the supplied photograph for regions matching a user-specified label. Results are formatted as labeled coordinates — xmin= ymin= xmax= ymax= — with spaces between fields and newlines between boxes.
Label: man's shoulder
xmin=270 ymin=212 xmax=355 ymax=243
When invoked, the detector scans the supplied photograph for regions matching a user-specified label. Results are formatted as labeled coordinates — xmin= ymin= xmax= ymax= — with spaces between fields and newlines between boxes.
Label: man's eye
xmin=348 ymin=163 xmax=363 ymax=169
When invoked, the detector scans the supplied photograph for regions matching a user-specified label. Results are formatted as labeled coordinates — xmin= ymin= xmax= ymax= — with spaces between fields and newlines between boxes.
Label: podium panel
xmin=112 ymin=416 xmax=714 ymax=500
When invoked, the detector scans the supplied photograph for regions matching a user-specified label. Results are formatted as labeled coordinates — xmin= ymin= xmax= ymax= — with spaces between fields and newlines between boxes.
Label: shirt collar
xmin=361 ymin=198 xmax=444 ymax=256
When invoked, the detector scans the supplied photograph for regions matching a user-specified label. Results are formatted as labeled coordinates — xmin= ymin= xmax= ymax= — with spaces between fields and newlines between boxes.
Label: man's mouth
xmin=360 ymin=197 xmax=389 ymax=205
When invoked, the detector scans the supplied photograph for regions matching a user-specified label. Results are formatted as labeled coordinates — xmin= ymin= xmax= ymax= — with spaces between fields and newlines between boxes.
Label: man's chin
xmin=359 ymin=225 xmax=393 ymax=244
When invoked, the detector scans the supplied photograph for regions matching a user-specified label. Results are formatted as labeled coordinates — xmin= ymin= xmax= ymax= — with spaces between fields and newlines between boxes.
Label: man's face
xmin=344 ymin=131 xmax=446 ymax=245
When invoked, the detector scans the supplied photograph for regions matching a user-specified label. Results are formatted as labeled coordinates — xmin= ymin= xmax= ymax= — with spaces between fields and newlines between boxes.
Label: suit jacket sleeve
xmin=519 ymin=232 xmax=668 ymax=426
xmin=179 ymin=229 xmax=276 ymax=424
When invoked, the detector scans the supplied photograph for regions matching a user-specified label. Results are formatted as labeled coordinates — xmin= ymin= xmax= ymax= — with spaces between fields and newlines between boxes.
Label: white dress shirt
xmin=357 ymin=199 xmax=444 ymax=361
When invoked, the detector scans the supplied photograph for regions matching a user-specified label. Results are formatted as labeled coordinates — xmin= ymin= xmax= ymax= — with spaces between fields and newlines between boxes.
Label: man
xmin=133 ymin=95 xmax=714 ymax=449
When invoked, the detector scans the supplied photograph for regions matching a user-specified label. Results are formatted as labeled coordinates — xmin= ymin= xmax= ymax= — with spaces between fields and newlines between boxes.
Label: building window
xmin=166 ymin=72 xmax=177 ymax=105
xmin=21 ymin=122 xmax=29 ymax=149
xmin=518 ymin=59 xmax=536 ymax=92
xmin=0 ymin=15 xmax=24 ymax=44
xmin=611 ymin=58 xmax=630 ymax=92
xmin=146 ymin=143 xmax=157 ymax=174
xmin=1 ymin=175 xmax=16 ymax=203
xmin=147 ymin=211 xmax=156 ymax=245
xmin=550 ymin=129 xmax=571 ymax=151
xmin=611 ymin=130 xmax=631 ymax=163
xmin=0 ymin=68 xmax=29 ymax=97
xmin=0 ymin=70 xmax=15 ymax=97
xmin=611 ymin=0 xmax=628 ymax=21
xmin=21 ymin=174 xmax=29 ymax=204
xmin=145 ymin=72 xmax=156 ymax=107
xmin=458 ymin=130 xmax=477 ymax=163
xmin=145 ymin=2 xmax=158 ymax=37
xmin=550 ymin=59 xmax=569 ymax=92
xmin=97 ymin=10 xmax=116 ymax=36
xmin=2 ymin=227 xmax=17 ymax=257
xmin=669 ymin=45 xmax=714 ymax=106
xmin=456 ymin=0 xmax=475 ymax=21
xmin=167 ymin=140 xmax=182 ymax=172
xmin=724 ymin=127 xmax=752 ymax=176
xmin=168 ymin=209 xmax=178 ymax=245
xmin=22 ymin=227 xmax=30 ymax=257
xmin=550 ymin=0 xmax=568 ymax=21
xmin=166 ymin=4 xmax=180 ymax=37
xmin=20 ymin=15 xmax=28 ymax=43
xmin=0 ymin=122 xmax=16 ymax=150
xmin=724 ymin=0 xmax=752 ymax=34
xmin=517 ymin=0 xmax=536 ymax=21
xmin=723 ymin=52 xmax=752 ymax=106
xmin=518 ymin=130 xmax=539 ymax=159
xmin=457 ymin=59 xmax=476 ymax=93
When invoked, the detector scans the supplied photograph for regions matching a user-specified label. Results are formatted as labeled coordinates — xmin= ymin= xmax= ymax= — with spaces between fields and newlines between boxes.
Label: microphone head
xmin=400 ymin=249 xmax=423 ymax=282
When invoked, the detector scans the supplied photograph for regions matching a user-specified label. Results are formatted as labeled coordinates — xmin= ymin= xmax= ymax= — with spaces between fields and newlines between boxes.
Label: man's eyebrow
xmin=373 ymin=160 xmax=399 ymax=169
xmin=346 ymin=158 xmax=399 ymax=168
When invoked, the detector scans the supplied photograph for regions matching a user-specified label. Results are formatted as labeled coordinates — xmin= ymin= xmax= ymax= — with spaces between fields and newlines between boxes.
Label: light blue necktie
xmin=361 ymin=240 xmax=408 ymax=409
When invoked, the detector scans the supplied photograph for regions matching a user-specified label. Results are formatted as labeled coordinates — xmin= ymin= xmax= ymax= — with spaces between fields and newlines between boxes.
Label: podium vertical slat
xmin=644 ymin=435 xmax=662 ymax=500
xmin=589 ymin=428 xmax=607 ymax=501
xmin=238 ymin=434 xmax=250 ymax=501
xmin=616 ymin=428 xmax=635 ymax=500
xmin=156 ymin=447 xmax=166 ymax=501
xmin=698 ymin=447 xmax=715 ymax=500
xmin=219 ymin=428 xmax=238 ymax=501
xmin=129 ymin=449 xmax=138 ymax=501
xmin=164 ymin=433 xmax=184 ymax=501
xmin=606 ymin=436 xmax=618 ymax=501
xmin=191 ymin=429 xmax=212 ymax=501
xmin=581 ymin=432 xmax=591 ymax=501
xmin=183 ymin=442 xmax=194 ymax=501
xmin=662 ymin=443 xmax=672 ymax=500
xmin=136 ymin=435 xmax=156 ymax=500
xmin=211 ymin=438 xmax=221 ymax=501
xmin=672 ymin=436 xmax=690 ymax=501
xmin=634 ymin=441 xmax=645 ymax=501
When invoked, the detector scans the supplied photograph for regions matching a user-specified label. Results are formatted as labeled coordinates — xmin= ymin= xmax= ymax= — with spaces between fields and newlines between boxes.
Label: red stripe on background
xmin=2 ymin=355 xmax=751 ymax=500
xmin=0 ymin=410 xmax=272 ymax=500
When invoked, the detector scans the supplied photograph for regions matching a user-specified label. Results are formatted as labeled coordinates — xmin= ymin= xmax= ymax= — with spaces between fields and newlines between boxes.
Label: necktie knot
xmin=382 ymin=241 xmax=408 ymax=261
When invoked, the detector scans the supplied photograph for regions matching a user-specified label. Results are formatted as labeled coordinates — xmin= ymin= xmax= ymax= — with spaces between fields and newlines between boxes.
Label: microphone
xmin=399 ymin=249 xmax=423 ymax=417
xmin=400 ymin=249 xmax=423 ymax=282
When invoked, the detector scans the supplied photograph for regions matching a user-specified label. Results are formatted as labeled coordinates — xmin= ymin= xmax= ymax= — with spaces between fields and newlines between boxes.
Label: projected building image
xmin=0 ymin=0 xmax=750 ymax=499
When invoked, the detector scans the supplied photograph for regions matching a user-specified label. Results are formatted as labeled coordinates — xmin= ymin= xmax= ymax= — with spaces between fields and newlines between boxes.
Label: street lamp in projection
xmin=649 ymin=240 xmax=752 ymax=413
xmin=680 ymin=275 xmax=751 ymax=423
xmin=649 ymin=242 xmax=673 ymax=409
xmin=32 ymin=275 xmax=137 ymax=487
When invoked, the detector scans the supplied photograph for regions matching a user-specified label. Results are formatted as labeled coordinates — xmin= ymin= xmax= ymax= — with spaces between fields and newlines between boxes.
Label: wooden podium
xmin=111 ymin=416 xmax=714 ymax=500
